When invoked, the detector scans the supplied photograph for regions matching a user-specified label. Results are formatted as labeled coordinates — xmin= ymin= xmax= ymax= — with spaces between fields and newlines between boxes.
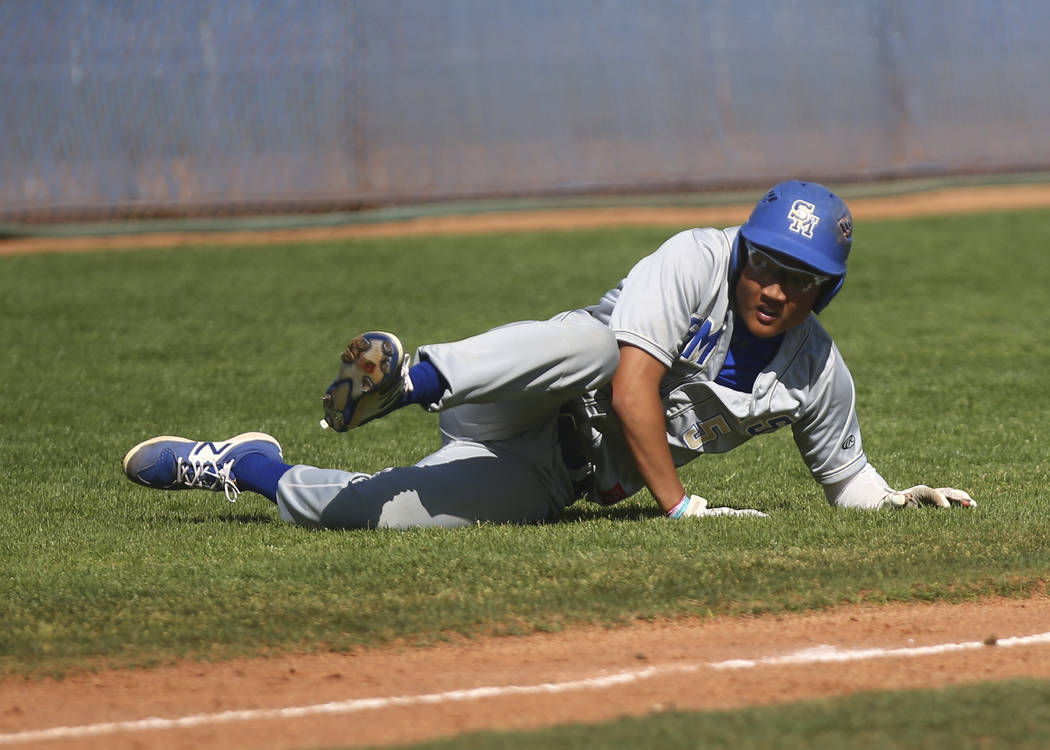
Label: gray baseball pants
xmin=274 ymin=310 xmax=618 ymax=529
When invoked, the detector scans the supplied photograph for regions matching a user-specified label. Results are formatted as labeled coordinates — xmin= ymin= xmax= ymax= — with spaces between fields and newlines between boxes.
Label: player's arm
xmin=609 ymin=343 xmax=687 ymax=514
xmin=607 ymin=231 xmax=764 ymax=519
xmin=824 ymin=463 xmax=976 ymax=509
xmin=797 ymin=348 xmax=975 ymax=510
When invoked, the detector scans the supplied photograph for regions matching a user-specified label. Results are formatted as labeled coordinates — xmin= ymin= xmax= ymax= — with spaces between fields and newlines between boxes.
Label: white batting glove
xmin=667 ymin=494 xmax=769 ymax=519
xmin=885 ymin=485 xmax=977 ymax=509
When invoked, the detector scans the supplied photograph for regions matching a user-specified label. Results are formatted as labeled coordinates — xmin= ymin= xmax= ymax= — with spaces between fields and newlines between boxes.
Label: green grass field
xmin=1 ymin=207 xmax=1049 ymax=744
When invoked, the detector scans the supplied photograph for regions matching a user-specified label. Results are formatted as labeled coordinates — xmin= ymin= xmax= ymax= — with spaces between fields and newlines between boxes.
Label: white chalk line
xmin=708 ymin=631 xmax=1050 ymax=670
xmin=3 ymin=630 xmax=1050 ymax=745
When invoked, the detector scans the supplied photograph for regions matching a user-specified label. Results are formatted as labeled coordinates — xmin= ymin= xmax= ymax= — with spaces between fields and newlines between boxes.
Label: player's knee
xmin=594 ymin=328 xmax=620 ymax=382
xmin=567 ymin=324 xmax=619 ymax=387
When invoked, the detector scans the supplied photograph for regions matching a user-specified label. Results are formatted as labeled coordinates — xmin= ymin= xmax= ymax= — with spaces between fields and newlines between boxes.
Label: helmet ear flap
xmin=813 ymin=276 xmax=845 ymax=314
xmin=729 ymin=234 xmax=746 ymax=282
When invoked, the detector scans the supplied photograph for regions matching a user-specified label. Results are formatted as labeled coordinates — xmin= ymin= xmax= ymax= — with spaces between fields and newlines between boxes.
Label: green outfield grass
xmin=1 ymin=208 xmax=1048 ymax=680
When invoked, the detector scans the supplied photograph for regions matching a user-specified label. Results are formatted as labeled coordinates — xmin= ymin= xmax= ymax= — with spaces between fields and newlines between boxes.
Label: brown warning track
xmin=2 ymin=183 xmax=1050 ymax=257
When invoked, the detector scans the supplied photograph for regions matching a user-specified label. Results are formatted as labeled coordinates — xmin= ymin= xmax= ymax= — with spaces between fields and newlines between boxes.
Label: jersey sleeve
xmin=609 ymin=229 xmax=724 ymax=368
xmin=822 ymin=461 xmax=894 ymax=509
xmin=791 ymin=341 xmax=868 ymax=485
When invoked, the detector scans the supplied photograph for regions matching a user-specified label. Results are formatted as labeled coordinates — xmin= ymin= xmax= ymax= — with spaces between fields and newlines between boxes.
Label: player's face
xmin=735 ymin=243 xmax=825 ymax=338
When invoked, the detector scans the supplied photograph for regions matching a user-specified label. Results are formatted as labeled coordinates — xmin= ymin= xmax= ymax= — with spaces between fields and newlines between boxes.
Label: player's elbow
xmin=610 ymin=382 xmax=638 ymax=414
xmin=610 ymin=375 xmax=661 ymax=420
xmin=610 ymin=346 xmax=667 ymax=414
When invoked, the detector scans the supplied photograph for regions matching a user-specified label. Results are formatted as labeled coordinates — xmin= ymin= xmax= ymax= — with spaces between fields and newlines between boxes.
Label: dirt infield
xmin=4 ymin=597 xmax=1050 ymax=749
xmin=3 ymin=182 xmax=1050 ymax=750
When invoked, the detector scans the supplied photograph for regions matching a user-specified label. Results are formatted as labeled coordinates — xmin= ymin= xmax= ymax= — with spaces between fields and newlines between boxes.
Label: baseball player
xmin=122 ymin=180 xmax=976 ymax=528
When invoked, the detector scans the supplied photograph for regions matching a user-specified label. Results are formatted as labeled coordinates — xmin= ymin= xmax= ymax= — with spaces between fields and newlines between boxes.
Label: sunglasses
xmin=744 ymin=240 xmax=832 ymax=296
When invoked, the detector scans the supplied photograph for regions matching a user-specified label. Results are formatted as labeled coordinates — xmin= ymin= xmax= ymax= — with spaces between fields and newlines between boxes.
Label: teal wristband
xmin=667 ymin=495 xmax=690 ymax=518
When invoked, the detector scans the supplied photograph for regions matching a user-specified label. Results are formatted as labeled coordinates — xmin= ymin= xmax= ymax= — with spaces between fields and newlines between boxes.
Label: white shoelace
xmin=175 ymin=457 xmax=240 ymax=502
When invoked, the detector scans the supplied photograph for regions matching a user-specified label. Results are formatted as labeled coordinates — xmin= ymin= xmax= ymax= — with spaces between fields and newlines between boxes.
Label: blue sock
xmin=233 ymin=452 xmax=294 ymax=504
xmin=403 ymin=360 xmax=449 ymax=406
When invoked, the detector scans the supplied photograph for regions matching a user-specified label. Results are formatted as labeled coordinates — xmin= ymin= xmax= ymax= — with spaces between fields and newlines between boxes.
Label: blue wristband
xmin=667 ymin=495 xmax=690 ymax=518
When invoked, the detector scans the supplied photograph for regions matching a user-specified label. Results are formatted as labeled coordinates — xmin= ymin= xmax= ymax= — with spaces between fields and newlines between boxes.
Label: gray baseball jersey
xmin=274 ymin=226 xmax=867 ymax=528
xmin=576 ymin=226 xmax=866 ymax=506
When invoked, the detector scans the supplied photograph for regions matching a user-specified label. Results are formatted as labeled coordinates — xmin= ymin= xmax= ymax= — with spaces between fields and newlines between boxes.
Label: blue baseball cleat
xmin=322 ymin=331 xmax=412 ymax=432
xmin=122 ymin=432 xmax=283 ymax=502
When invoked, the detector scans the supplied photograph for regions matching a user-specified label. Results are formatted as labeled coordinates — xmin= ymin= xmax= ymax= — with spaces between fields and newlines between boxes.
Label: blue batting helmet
xmin=736 ymin=180 xmax=853 ymax=313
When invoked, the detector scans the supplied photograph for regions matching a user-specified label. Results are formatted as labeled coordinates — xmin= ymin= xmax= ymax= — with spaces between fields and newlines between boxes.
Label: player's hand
xmin=668 ymin=494 xmax=769 ymax=518
xmin=886 ymin=485 xmax=976 ymax=509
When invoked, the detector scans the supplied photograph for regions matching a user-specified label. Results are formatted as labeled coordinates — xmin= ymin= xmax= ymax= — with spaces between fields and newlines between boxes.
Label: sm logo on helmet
xmin=787 ymin=199 xmax=820 ymax=238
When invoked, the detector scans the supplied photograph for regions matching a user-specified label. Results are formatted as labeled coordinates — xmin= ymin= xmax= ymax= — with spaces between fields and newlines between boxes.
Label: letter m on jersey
xmin=681 ymin=317 xmax=722 ymax=364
